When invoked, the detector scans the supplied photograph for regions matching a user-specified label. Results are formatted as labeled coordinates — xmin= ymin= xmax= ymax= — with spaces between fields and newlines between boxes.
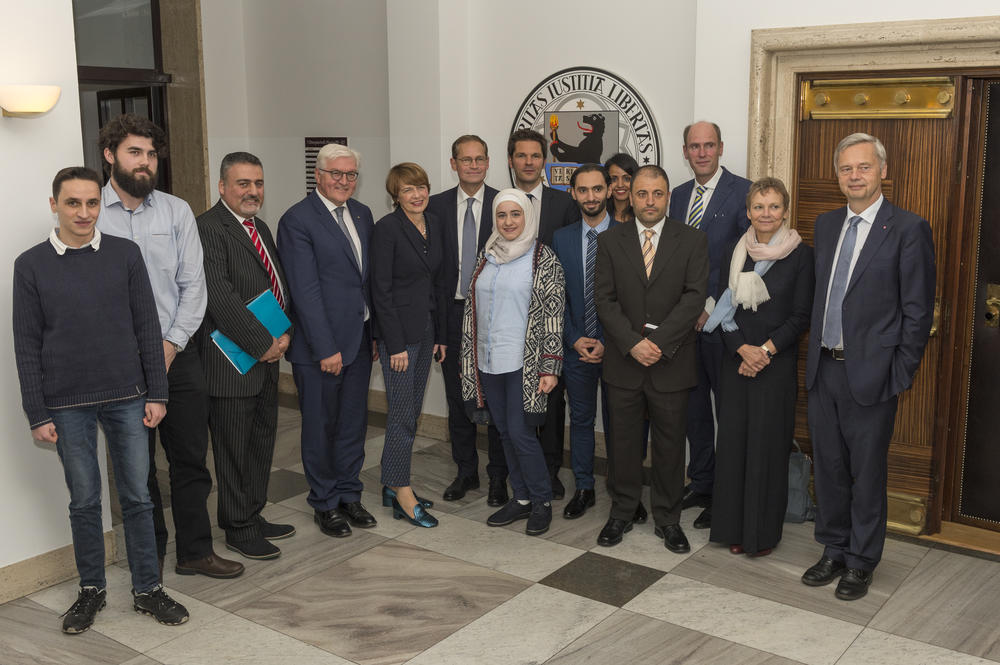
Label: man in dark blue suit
xmin=668 ymin=121 xmax=751 ymax=528
xmin=552 ymin=164 xmax=616 ymax=519
xmin=277 ymin=143 xmax=377 ymax=538
xmin=508 ymin=128 xmax=579 ymax=497
xmin=801 ymin=133 xmax=934 ymax=601
xmin=427 ymin=135 xmax=509 ymax=506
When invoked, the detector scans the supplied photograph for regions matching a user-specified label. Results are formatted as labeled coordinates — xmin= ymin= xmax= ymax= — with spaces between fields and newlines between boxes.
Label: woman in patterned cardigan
xmin=461 ymin=189 xmax=565 ymax=536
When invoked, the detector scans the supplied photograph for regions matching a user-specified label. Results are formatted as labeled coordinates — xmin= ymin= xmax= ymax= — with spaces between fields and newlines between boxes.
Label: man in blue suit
xmin=552 ymin=164 xmax=616 ymax=519
xmin=801 ymin=133 xmax=934 ymax=601
xmin=668 ymin=121 xmax=751 ymax=528
xmin=277 ymin=143 xmax=377 ymax=538
xmin=427 ymin=135 xmax=509 ymax=506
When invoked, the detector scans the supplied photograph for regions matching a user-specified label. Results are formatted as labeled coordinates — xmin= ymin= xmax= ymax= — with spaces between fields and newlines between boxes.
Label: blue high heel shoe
xmin=382 ymin=486 xmax=434 ymax=508
xmin=392 ymin=496 xmax=438 ymax=528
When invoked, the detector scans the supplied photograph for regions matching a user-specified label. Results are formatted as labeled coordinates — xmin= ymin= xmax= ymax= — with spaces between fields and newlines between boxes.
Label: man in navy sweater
xmin=13 ymin=167 xmax=189 ymax=634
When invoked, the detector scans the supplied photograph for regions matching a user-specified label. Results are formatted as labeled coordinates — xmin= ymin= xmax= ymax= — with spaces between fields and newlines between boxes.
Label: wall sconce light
xmin=0 ymin=85 xmax=62 ymax=118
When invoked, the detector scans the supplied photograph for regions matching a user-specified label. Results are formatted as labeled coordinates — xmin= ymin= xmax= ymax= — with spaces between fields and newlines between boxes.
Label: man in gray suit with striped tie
xmin=197 ymin=152 xmax=295 ymax=560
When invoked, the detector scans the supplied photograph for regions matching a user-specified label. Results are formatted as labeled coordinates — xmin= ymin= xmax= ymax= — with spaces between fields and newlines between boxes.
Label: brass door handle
xmin=986 ymin=284 xmax=1000 ymax=329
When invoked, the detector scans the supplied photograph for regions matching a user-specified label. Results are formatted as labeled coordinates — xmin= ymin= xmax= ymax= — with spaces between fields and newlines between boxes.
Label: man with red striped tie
xmin=196 ymin=152 xmax=296 ymax=560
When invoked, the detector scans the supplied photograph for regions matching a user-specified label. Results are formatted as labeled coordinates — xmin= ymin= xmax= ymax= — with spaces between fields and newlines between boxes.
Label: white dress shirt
xmin=635 ymin=217 xmax=666 ymax=253
xmin=821 ymin=194 xmax=883 ymax=346
xmin=220 ymin=199 xmax=286 ymax=305
xmin=684 ymin=167 xmax=723 ymax=223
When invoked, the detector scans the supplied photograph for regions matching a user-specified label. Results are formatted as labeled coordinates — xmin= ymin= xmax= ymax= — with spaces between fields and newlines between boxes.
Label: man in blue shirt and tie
xmin=552 ymin=164 xmax=615 ymax=520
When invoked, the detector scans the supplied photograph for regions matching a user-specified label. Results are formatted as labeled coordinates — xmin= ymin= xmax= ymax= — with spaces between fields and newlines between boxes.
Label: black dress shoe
xmin=443 ymin=475 xmax=480 ymax=501
xmin=550 ymin=473 xmax=565 ymax=500
xmin=225 ymin=537 xmax=280 ymax=560
xmin=597 ymin=517 xmax=632 ymax=546
xmin=314 ymin=509 xmax=352 ymax=537
xmin=680 ymin=485 xmax=711 ymax=509
xmin=488 ymin=477 xmax=509 ymax=507
xmin=801 ymin=556 xmax=847 ymax=586
xmin=693 ymin=507 xmax=711 ymax=529
xmin=835 ymin=568 xmax=873 ymax=601
xmin=487 ymin=499 xmax=532 ymax=526
xmin=260 ymin=520 xmax=296 ymax=540
xmin=341 ymin=501 xmax=377 ymax=528
xmin=655 ymin=524 xmax=691 ymax=553
xmin=526 ymin=502 xmax=552 ymax=536
xmin=633 ymin=502 xmax=648 ymax=524
xmin=563 ymin=489 xmax=596 ymax=519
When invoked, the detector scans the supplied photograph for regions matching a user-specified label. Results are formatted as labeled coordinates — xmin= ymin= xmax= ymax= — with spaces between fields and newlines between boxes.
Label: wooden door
xmin=791 ymin=75 xmax=959 ymax=535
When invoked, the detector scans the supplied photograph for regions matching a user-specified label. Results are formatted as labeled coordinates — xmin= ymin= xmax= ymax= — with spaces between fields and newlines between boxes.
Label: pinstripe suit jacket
xmin=196 ymin=200 xmax=292 ymax=398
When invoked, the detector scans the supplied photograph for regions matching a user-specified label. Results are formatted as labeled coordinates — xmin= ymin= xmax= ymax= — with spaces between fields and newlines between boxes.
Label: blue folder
xmin=210 ymin=290 xmax=292 ymax=375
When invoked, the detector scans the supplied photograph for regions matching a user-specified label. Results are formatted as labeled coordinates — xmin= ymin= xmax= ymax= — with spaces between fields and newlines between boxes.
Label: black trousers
xmin=809 ymin=354 xmax=898 ymax=571
xmin=210 ymin=376 xmax=279 ymax=543
xmin=685 ymin=333 xmax=723 ymax=495
xmin=147 ymin=346 xmax=214 ymax=562
xmin=606 ymin=376 xmax=688 ymax=527
xmin=441 ymin=300 xmax=507 ymax=481
xmin=538 ymin=376 xmax=566 ymax=474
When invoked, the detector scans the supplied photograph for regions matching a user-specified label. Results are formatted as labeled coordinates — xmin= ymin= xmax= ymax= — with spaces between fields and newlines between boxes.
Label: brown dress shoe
xmin=176 ymin=552 xmax=245 ymax=579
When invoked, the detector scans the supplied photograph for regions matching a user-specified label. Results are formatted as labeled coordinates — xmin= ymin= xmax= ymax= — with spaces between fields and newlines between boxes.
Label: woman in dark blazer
xmin=705 ymin=177 xmax=814 ymax=557
xmin=603 ymin=153 xmax=638 ymax=223
xmin=372 ymin=162 xmax=448 ymax=528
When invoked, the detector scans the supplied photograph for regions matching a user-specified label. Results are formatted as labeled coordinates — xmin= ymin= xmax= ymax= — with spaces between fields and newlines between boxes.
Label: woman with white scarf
xmin=704 ymin=177 xmax=814 ymax=557
xmin=460 ymin=188 xmax=565 ymax=537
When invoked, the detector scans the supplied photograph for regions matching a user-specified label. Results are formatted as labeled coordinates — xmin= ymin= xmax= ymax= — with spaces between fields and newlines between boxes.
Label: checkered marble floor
xmin=4 ymin=406 xmax=1000 ymax=665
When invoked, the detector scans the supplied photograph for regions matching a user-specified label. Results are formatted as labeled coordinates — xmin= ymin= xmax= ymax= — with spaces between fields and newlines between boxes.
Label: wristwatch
xmin=760 ymin=344 xmax=773 ymax=358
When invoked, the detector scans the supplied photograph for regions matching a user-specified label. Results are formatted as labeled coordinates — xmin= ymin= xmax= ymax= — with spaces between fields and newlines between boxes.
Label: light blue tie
xmin=460 ymin=198 xmax=476 ymax=297
xmin=822 ymin=216 xmax=863 ymax=349
xmin=584 ymin=228 xmax=599 ymax=337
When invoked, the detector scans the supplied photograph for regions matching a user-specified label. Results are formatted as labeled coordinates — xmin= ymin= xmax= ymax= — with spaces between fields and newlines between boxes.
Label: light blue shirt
xmin=98 ymin=183 xmax=207 ymax=350
xmin=476 ymin=246 xmax=534 ymax=374
xmin=580 ymin=213 xmax=611 ymax=269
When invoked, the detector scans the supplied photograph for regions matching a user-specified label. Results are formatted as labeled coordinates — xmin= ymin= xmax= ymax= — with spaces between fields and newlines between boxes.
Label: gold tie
xmin=642 ymin=228 xmax=655 ymax=277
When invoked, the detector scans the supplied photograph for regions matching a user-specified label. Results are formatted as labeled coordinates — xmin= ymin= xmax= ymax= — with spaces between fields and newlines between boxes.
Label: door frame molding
xmin=748 ymin=16 xmax=1000 ymax=535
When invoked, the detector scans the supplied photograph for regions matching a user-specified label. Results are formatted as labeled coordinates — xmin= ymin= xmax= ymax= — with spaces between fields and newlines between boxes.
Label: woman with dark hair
xmin=461 ymin=188 xmax=565 ymax=536
xmin=603 ymin=153 xmax=639 ymax=223
xmin=705 ymin=176 xmax=814 ymax=557
xmin=372 ymin=162 xmax=448 ymax=528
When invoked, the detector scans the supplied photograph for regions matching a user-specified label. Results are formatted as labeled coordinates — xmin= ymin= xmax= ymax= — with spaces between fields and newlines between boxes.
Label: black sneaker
xmin=526 ymin=502 xmax=552 ymax=536
xmin=61 ymin=586 xmax=106 ymax=634
xmin=487 ymin=499 xmax=532 ymax=526
xmin=132 ymin=586 xmax=189 ymax=625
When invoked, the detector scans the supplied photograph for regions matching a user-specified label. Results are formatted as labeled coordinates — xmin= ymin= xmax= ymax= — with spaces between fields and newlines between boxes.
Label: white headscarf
xmin=483 ymin=188 xmax=539 ymax=264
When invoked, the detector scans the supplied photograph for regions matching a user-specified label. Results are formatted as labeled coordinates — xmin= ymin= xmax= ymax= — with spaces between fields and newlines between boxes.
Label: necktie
xmin=642 ymin=228 xmax=656 ymax=278
xmin=242 ymin=219 xmax=284 ymax=309
xmin=822 ymin=215 xmax=863 ymax=349
xmin=334 ymin=206 xmax=362 ymax=269
xmin=584 ymin=228 xmax=599 ymax=337
xmin=460 ymin=197 xmax=477 ymax=297
xmin=687 ymin=185 xmax=706 ymax=228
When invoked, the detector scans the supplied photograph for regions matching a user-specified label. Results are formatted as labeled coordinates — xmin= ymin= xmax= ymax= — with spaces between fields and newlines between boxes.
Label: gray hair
xmin=316 ymin=143 xmax=361 ymax=170
xmin=834 ymin=133 xmax=886 ymax=173
xmin=220 ymin=151 xmax=262 ymax=180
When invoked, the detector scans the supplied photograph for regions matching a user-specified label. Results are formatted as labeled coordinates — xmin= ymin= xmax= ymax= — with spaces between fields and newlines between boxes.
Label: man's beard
xmin=580 ymin=198 xmax=607 ymax=219
xmin=112 ymin=161 xmax=158 ymax=200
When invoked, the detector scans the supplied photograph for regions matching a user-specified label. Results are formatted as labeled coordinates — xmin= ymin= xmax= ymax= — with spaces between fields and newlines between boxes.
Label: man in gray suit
xmin=197 ymin=152 xmax=294 ymax=560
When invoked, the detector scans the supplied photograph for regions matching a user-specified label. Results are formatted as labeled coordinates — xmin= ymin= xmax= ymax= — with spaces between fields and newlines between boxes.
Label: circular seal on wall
xmin=509 ymin=66 xmax=661 ymax=190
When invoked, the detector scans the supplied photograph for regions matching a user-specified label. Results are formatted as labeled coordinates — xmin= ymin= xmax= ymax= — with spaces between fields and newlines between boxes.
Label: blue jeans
xmin=51 ymin=398 xmax=159 ymax=593
xmin=563 ymin=352 xmax=609 ymax=491
xmin=481 ymin=369 xmax=552 ymax=503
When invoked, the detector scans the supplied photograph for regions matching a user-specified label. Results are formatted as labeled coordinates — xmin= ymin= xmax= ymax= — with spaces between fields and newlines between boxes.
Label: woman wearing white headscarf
xmin=704 ymin=176 xmax=813 ymax=557
xmin=461 ymin=188 xmax=565 ymax=537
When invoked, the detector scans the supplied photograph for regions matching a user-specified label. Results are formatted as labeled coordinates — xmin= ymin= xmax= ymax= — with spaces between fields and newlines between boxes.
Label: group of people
xmin=13 ymin=113 xmax=935 ymax=637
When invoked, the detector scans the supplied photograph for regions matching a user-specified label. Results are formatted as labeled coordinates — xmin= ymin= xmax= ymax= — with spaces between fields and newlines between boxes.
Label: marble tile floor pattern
xmin=4 ymin=407 xmax=1000 ymax=664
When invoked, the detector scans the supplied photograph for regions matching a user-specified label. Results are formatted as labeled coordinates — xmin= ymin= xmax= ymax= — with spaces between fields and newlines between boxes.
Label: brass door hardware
xmin=985 ymin=284 xmax=1000 ymax=328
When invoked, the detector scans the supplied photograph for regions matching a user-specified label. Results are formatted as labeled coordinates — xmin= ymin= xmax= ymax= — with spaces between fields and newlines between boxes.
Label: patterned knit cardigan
xmin=461 ymin=242 xmax=565 ymax=427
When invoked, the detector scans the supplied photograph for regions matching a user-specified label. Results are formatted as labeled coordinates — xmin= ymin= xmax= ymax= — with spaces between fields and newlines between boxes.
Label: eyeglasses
xmin=318 ymin=168 xmax=359 ymax=182
xmin=456 ymin=156 xmax=488 ymax=166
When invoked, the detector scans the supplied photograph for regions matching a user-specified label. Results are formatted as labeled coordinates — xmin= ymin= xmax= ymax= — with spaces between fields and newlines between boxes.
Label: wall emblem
xmin=510 ymin=67 xmax=660 ymax=190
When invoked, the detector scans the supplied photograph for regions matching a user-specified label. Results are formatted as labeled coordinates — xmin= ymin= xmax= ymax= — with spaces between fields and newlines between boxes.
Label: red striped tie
xmin=242 ymin=219 xmax=285 ymax=309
